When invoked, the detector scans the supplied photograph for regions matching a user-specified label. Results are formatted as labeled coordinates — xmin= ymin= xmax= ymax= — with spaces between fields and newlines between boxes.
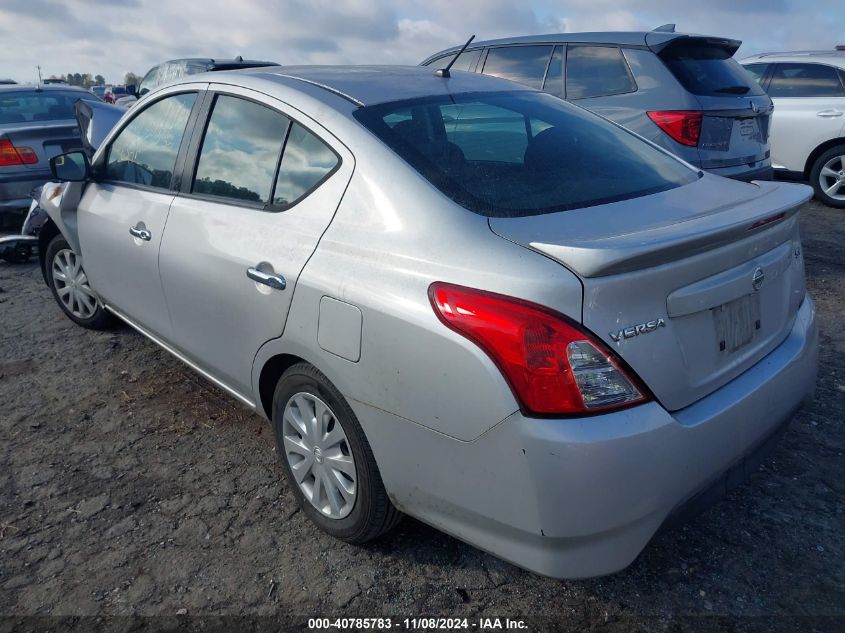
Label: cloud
xmin=0 ymin=0 xmax=840 ymax=84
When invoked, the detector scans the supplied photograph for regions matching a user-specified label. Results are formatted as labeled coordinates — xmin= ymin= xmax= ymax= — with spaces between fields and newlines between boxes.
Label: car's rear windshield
xmin=0 ymin=91 xmax=82 ymax=124
xmin=353 ymin=91 xmax=699 ymax=218
xmin=660 ymin=40 xmax=766 ymax=97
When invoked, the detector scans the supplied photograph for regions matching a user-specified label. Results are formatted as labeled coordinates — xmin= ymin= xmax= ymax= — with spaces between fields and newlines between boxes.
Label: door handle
xmin=816 ymin=109 xmax=843 ymax=118
xmin=247 ymin=267 xmax=286 ymax=290
xmin=129 ymin=226 xmax=152 ymax=241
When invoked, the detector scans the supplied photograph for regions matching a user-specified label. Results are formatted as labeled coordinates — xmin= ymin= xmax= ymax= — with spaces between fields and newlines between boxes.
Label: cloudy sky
xmin=1 ymin=0 xmax=843 ymax=84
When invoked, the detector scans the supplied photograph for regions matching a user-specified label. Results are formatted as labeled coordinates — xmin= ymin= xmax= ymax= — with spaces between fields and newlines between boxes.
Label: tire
xmin=44 ymin=234 xmax=114 ymax=330
xmin=272 ymin=362 xmax=402 ymax=543
xmin=1 ymin=243 xmax=31 ymax=264
xmin=809 ymin=145 xmax=845 ymax=208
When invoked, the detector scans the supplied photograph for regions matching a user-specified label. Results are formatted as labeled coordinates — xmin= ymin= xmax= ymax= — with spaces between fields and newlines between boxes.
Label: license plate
xmin=713 ymin=294 xmax=760 ymax=353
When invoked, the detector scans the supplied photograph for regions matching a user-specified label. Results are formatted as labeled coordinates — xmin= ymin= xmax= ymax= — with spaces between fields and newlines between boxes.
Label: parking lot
xmin=0 ymin=197 xmax=842 ymax=630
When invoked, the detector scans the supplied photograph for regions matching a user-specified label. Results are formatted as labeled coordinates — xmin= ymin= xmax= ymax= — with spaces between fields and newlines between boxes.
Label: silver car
xmin=40 ymin=66 xmax=817 ymax=578
xmin=422 ymin=28 xmax=775 ymax=182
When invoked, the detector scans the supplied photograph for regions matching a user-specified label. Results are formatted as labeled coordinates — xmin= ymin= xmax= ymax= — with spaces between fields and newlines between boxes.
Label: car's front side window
xmin=104 ymin=92 xmax=197 ymax=189
xmin=742 ymin=63 xmax=769 ymax=86
xmin=481 ymin=46 xmax=554 ymax=90
xmin=192 ymin=95 xmax=290 ymax=204
xmin=425 ymin=50 xmax=482 ymax=72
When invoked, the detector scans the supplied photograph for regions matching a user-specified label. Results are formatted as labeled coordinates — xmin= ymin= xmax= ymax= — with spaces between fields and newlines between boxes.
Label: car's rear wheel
xmin=810 ymin=145 xmax=845 ymax=208
xmin=272 ymin=362 xmax=401 ymax=543
xmin=45 ymin=234 xmax=113 ymax=329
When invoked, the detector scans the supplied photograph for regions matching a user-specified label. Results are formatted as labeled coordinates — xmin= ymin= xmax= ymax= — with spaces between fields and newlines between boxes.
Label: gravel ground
xmin=0 ymin=198 xmax=843 ymax=632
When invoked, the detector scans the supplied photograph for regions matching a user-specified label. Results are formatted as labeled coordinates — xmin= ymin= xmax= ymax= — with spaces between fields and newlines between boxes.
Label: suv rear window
xmin=660 ymin=41 xmax=766 ymax=97
xmin=354 ymin=91 xmax=698 ymax=218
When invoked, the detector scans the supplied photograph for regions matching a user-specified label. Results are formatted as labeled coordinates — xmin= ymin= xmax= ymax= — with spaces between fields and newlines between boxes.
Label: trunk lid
xmin=0 ymin=121 xmax=82 ymax=171
xmin=488 ymin=177 xmax=812 ymax=411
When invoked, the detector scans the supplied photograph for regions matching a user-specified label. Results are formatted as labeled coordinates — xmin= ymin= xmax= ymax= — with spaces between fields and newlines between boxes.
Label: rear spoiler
xmin=0 ymin=122 xmax=77 ymax=136
xmin=528 ymin=182 xmax=811 ymax=278
xmin=646 ymin=33 xmax=741 ymax=56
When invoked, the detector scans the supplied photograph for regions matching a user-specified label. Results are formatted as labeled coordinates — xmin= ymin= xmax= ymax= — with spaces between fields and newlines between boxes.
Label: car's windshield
xmin=354 ymin=91 xmax=699 ymax=218
xmin=0 ymin=90 xmax=82 ymax=124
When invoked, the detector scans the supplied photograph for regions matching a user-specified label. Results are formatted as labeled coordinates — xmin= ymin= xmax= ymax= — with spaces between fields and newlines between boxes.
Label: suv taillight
xmin=647 ymin=110 xmax=702 ymax=147
xmin=0 ymin=139 xmax=38 ymax=166
xmin=429 ymin=282 xmax=649 ymax=416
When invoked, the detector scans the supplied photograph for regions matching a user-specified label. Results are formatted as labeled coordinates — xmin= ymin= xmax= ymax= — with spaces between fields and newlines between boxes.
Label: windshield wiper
xmin=715 ymin=85 xmax=751 ymax=94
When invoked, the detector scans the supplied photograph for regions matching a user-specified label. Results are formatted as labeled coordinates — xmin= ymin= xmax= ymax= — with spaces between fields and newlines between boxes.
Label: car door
xmin=766 ymin=62 xmax=845 ymax=172
xmin=76 ymin=85 xmax=205 ymax=339
xmin=158 ymin=85 xmax=353 ymax=398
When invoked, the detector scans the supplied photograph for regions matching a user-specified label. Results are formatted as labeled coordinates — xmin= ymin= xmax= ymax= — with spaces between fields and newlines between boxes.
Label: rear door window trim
xmin=178 ymin=89 xmax=342 ymax=213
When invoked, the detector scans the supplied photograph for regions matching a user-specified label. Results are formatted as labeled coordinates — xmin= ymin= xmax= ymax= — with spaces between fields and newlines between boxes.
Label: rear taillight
xmin=429 ymin=283 xmax=648 ymax=416
xmin=647 ymin=110 xmax=702 ymax=147
xmin=0 ymin=139 xmax=38 ymax=166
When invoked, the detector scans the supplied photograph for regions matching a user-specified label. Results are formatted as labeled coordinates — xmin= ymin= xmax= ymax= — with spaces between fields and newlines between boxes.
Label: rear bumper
xmin=358 ymin=296 xmax=818 ymax=578
xmin=707 ymin=163 xmax=774 ymax=182
xmin=0 ymin=172 xmax=51 ymax=212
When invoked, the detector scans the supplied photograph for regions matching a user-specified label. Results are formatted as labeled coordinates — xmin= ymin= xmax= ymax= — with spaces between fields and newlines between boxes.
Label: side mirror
xmin=49 ymin=151 xmax=90 ymax=182
xmin=126 ymin=84 xmax=137 ymax=96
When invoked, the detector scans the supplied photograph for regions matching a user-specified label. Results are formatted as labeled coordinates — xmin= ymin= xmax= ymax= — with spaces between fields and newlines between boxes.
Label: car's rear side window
xmin=193 ymin=95 xmax=290 ymax=203
xmin=482 ymin=46 xmax=554 ymax=90
xmin=566 ymin=46 xmax=637 ymax=99
xmin=660 ymin=41 xmax=765 ymax=97
xmin=105 ymin=92 xmax=196 ymax=189
xmin=0 ymin=91 xmax=82 ymax=124
xmin=354 ymin=91 xmax=698 ymax=218
xmin=272 ymin=123 xmax=339 ymax=208
xmin=767 ymin=63 xmax=845 ymax=98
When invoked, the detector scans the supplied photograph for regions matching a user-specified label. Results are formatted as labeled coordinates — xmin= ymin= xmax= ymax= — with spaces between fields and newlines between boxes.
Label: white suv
xmin=742 ymin=51 xmax=845 ymax=207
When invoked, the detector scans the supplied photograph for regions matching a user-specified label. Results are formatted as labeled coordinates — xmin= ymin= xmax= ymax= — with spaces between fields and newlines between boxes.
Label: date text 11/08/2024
xmin=307 ymin=617 xmax=528 ymax=630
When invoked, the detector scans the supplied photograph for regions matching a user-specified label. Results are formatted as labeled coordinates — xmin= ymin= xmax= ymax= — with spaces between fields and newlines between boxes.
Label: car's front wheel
xmin=272 ymin=362 xmax=401 ymax=543
xmin=45 ymin=234 xmax=113 ymax=329
xmin=810 ymin=145 xmax=845 ymax=208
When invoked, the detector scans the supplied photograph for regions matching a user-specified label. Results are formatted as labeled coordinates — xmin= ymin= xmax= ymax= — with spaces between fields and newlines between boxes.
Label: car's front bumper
xmin=356 ymin=296 xmax=818 ymax=578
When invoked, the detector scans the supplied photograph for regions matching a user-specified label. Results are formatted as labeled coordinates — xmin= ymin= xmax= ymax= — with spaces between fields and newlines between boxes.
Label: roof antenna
xmin=653 ymin=24 xmax=676 ymax=32
xmin=435 ymin=35 xmax=475 ymax=78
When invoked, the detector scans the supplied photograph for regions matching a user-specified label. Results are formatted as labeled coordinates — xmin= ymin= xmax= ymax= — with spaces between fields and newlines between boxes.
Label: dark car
xmin=0 ymin=85 xmax=94 ymax=225
xmin=422 ymin=27 xmax=774 ymax=182
xmin=115 ymin=57 xmax=278 ymax=106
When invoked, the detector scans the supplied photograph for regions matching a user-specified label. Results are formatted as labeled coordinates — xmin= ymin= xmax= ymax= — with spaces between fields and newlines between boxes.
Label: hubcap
xmin=281 ymin=392 xmax=357 ymax=519
xmin=819 ymin=154 xmax=845 ymax=201
xmin=51 ymin=248 xmax=98 ymax=319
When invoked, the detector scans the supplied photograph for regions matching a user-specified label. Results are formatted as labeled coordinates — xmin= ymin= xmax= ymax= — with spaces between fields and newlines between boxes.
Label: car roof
xmin=214 ymin=65 xmax=535 ymax=107
xmin=420 ymin=30 xmax=740 ymax=64
xmin=157 ymin=57 xmax=278 ymax=70
xmin=0 ymin=84 xmax=92 ymax=94
xmin=740 ymin=51 xmax=845 ymax=68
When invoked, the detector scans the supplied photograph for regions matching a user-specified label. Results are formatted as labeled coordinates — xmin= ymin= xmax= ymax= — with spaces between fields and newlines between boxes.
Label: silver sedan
xmin=39 ymin=65 xmax=817 ymax=578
